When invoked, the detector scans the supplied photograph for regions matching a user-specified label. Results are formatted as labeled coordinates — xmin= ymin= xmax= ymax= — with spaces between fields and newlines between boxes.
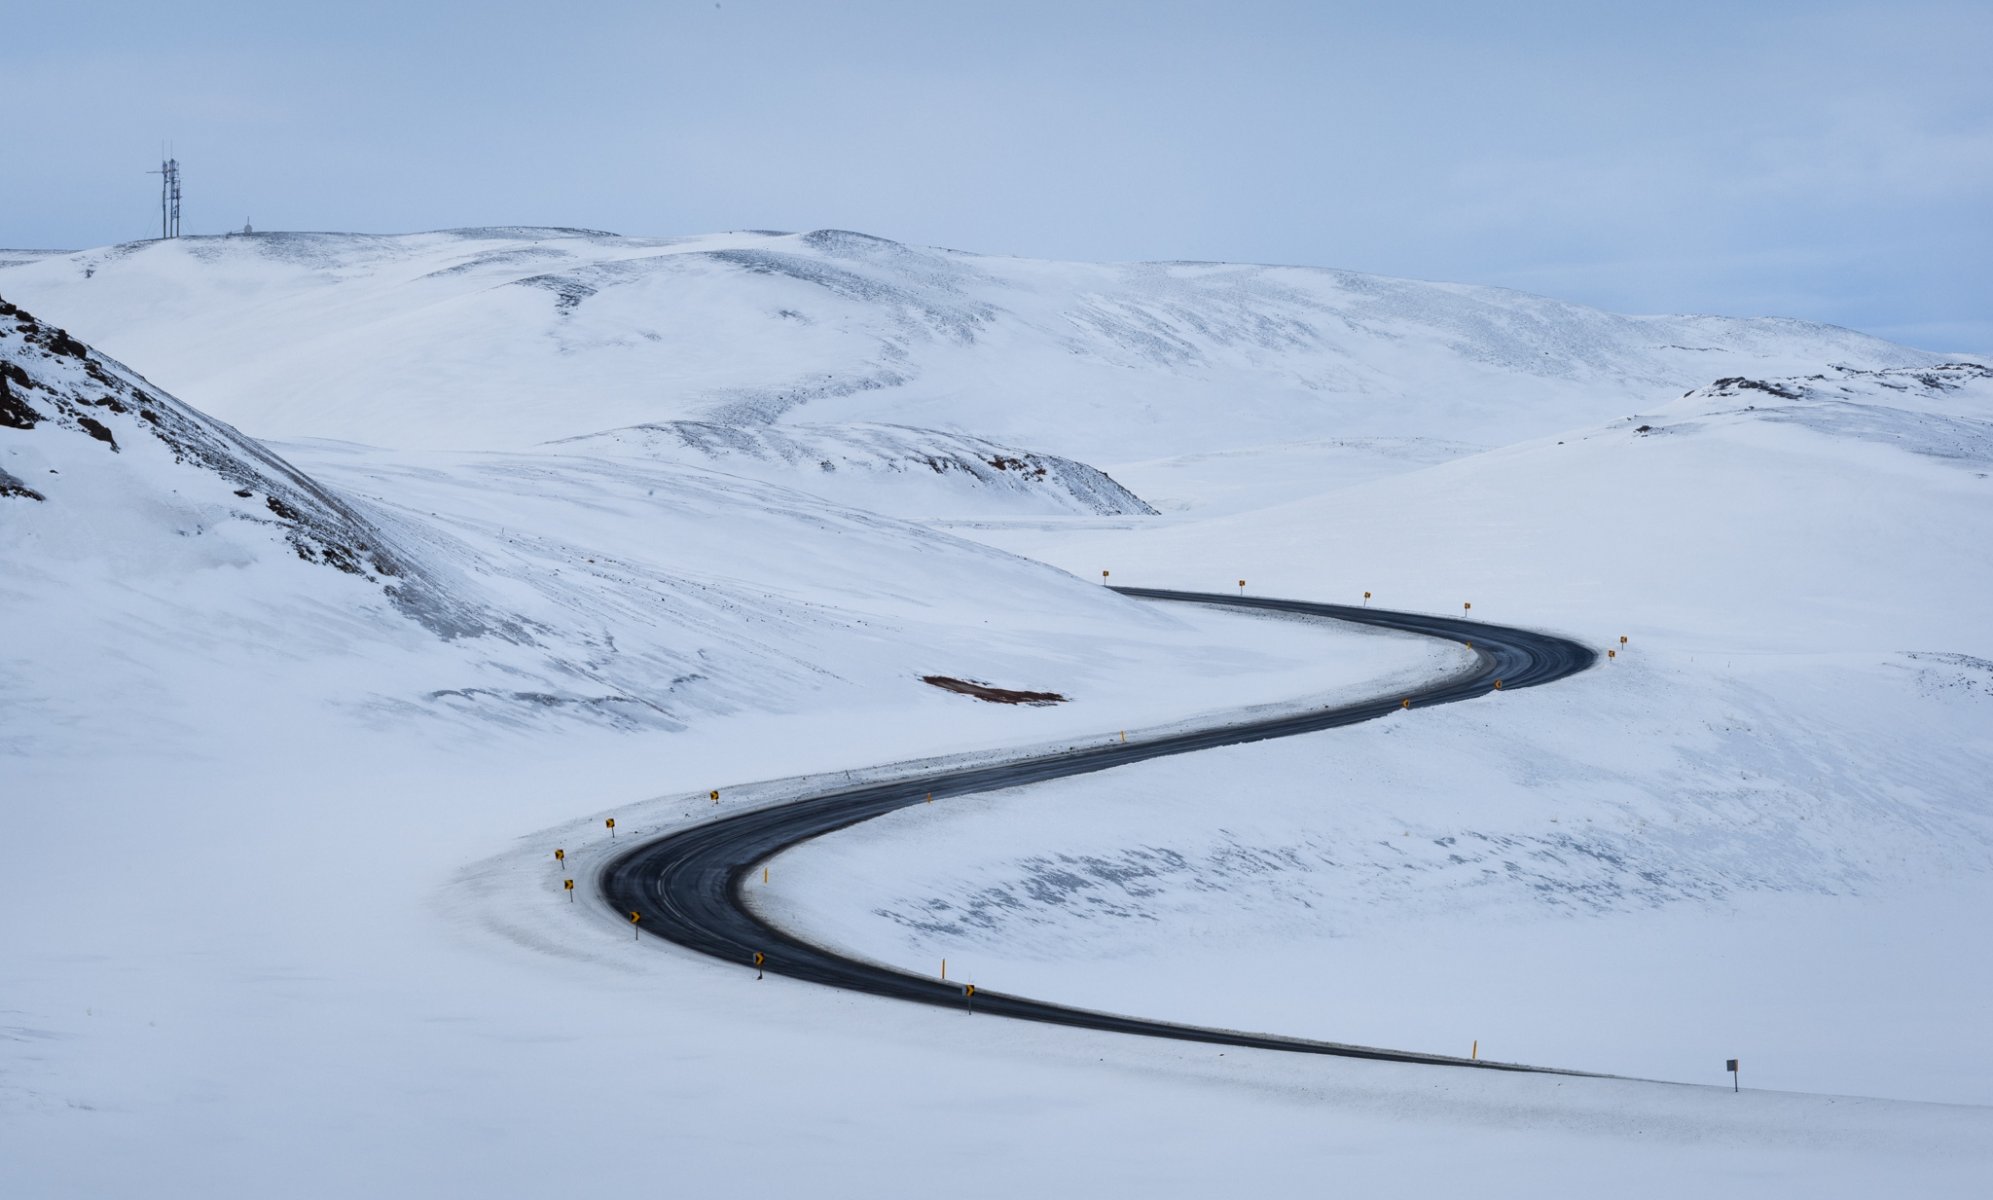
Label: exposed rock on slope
xmin=1666 ymin=363 xmax=1993 ymax=468
xmin=0 ymin=294 xmax=490 ymax=637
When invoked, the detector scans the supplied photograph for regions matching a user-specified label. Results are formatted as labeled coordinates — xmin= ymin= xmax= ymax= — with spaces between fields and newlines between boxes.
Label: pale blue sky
xmin=7 ymin=0 xmax=1989 ymax=352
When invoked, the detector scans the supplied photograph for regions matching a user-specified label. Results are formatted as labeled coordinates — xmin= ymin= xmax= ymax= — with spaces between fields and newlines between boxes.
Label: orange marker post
xmin=628 ymin=910 xmax=641 ymax=940
xmin=564 ymin=878 xmax=575 ymax=902
xmin=605 ymin=818 xmax=616 ymax=839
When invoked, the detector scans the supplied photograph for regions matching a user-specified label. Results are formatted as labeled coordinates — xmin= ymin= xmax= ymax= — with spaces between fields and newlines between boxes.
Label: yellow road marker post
xmin=940 ymin=958 xmax=947 ymax=980
xmin=965 ymin=984 xmax=976 ymax=1015
xmin=554 ymin=848 xmax=565 ymax=866
xmin=564 ymin=878 xmax=574 ymax=902
xmin=1472 ymin=1040 xmax=1479 ymax=1061
xmin=1101 ymin=570 xmax=1110 ymax=584
xmin=1238 ymin=579 xmax=1246 ymax=595
xmin=605 ymin=818 xmax=616 ymax=839
xmin=628 ymin=910 xmax=640 ymax=940
xmin=1493 ymin=679 xmax=1503 ymax=691
xmin=754 ymin=950 xmax=765 ymax=981
xmin=1363 ymin=591 xmax=1371 ymax=606
xmin=710 ymin=789 xmax=720 ymax=804
xmin=1401 ymin=698 xmax=1411 ymax=710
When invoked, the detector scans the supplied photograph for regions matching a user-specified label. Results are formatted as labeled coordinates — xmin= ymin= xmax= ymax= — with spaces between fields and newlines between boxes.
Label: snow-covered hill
xmin=0 ymin=293 xmax=487 ymax=637
xmin=2 ymin=293 xmax=1427 ymax=746
xmin=0 ymin=228 xmax=1952 ymax=463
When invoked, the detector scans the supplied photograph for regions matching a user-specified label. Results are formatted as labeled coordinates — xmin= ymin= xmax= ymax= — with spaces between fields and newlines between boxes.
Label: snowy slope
xmin=552 ymin=420 xmax=1156 ymax=518
xmin=0 ymin=227 xmax=1952 ymax=463
xmin=0 ymin=248 xmax=72 ymax=270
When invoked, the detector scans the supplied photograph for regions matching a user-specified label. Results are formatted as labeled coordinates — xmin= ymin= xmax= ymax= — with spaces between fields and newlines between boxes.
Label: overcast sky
xmin=7 ymin=0 xmax=1989 ymax=352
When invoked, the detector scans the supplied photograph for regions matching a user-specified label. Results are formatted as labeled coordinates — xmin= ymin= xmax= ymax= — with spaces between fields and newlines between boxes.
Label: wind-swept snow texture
xmin=0 ymin=227 xmax=1951 ymax=460
xmin=553 ymin=420 xmax=1157 ymax=517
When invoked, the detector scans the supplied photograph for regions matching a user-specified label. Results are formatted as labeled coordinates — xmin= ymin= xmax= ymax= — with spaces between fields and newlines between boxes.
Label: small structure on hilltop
xmin=146 ymin=152 xmax=182 ymax=239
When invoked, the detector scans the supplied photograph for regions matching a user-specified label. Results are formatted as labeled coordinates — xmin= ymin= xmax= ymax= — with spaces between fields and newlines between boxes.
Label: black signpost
xmin=1726 ymin=1058 xmax=1739 ymax=1093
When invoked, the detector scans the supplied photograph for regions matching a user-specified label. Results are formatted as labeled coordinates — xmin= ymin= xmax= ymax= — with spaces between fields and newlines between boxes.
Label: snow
xmin=4 ymin=235 xmax=1992 ymax=1198
xmin=0 ymin=227 xmax=1948 ymax=460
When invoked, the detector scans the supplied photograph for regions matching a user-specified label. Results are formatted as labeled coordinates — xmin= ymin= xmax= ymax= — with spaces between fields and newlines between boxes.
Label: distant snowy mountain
xmin=0 ymin=227 xmax=1954 ymax=464
xmin=553 ymin=421 xmax=1157 ymax=518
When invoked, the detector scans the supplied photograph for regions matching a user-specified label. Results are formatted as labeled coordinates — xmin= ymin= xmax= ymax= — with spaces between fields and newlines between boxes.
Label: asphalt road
xmin=600 ymin=587 xmax=1602 ymax=1074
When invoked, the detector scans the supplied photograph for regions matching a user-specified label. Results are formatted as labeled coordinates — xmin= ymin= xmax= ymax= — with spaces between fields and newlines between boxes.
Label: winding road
xmin=600 ymin=587 xmax=1600 ymax=1073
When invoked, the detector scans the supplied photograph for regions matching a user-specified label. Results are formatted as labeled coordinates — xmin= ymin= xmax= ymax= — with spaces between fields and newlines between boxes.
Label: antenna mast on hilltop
xmin=148 ymin=150 xmax=182 ymax=239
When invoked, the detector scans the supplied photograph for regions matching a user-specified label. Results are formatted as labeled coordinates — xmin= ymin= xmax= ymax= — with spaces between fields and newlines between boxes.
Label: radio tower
xmin=148 ymin=151 xmax=182 ymax=239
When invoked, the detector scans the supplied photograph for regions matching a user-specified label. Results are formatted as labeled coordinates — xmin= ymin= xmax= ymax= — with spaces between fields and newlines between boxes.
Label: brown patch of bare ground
xmin=921 ymin=675 xmax=1067 ymax=705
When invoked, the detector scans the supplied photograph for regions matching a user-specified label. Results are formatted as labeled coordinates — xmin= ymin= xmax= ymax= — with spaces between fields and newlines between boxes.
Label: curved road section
xmin=601 ymin=588 xmax=1600 ymax=1074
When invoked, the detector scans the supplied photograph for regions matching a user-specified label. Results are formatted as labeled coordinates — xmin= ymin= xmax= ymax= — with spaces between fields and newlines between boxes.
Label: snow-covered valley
xmin=3 ymin=230 xmax=1990 ymax=1196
